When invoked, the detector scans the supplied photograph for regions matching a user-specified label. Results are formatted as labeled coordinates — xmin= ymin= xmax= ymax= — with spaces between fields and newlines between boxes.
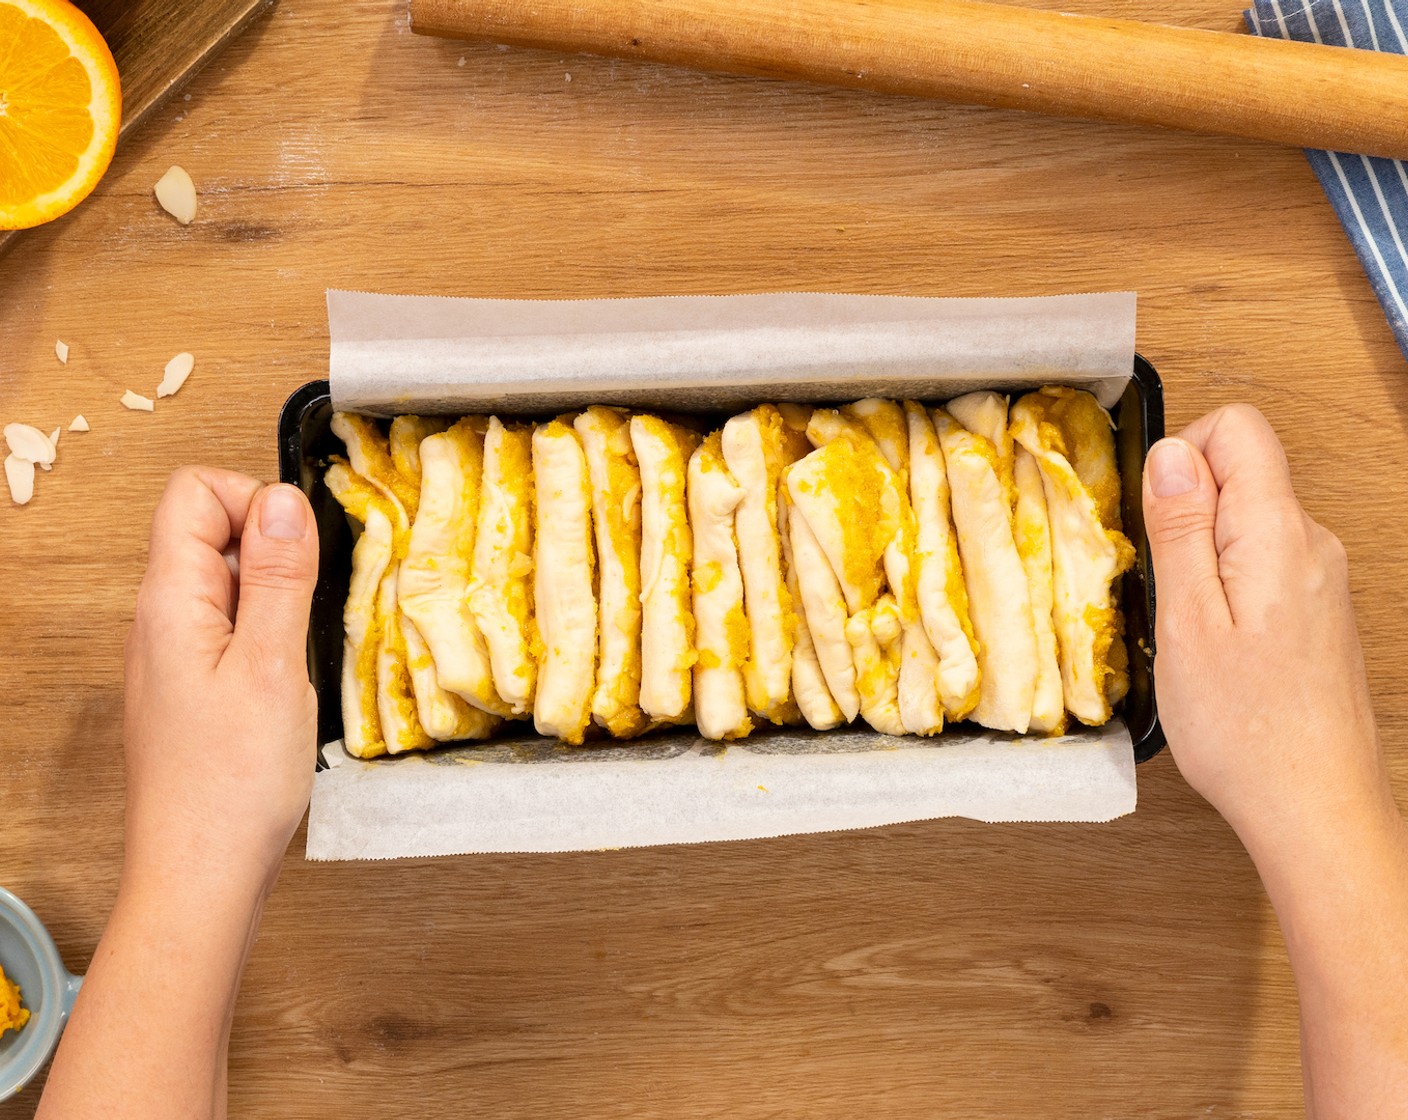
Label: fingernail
xmin=1148 ymin=440 xmax=1198 ymax=498
xmin=260 ymin=485 xmax=308 ymax=540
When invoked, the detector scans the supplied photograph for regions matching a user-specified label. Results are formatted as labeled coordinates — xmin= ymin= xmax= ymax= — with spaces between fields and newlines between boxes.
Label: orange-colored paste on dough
xmin=0 ymin=965 xmax=29 ymax=1036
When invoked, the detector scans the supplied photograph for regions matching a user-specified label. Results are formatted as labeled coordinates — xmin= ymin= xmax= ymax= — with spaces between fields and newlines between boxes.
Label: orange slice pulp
xmin=0 ymin=0 xmax=121 ymax=230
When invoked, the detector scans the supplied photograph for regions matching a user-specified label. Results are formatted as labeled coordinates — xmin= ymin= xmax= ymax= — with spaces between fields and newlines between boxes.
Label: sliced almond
xmin=5 ymin=455 xmax=35 ymax=505
xmin=69 ymin=415 xmax=90 ymax=433
xmin=155 ymin=166 xmax=198 ymax=225
xmin=158 ymin=352 xmax=195 ymax=398
xmin=42 ymin=427 xmax=60 ymax=470
xmin=121 ymin=390 xmax=155 ymax=412
xmin=3 ymin=423 xmax=56 ymax=465
xmin=55 ymin=340 xmax=69 ymax=364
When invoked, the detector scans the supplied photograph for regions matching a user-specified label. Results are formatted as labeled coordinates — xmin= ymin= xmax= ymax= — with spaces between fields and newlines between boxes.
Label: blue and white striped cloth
xmin=1245 ymin=0 xmax=1408 ymax=359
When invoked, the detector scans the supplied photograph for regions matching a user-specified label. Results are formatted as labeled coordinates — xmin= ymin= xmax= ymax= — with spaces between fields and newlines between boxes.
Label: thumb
xmin=1142 ymin=437 xmax=1231 ymax=633
xmin=231 ymin=483 xmax=319 ymax=674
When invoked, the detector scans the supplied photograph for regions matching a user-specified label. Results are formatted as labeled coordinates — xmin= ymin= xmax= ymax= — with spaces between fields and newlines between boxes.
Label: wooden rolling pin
xmin=409 ymin=0 xmax=1408 ymax=159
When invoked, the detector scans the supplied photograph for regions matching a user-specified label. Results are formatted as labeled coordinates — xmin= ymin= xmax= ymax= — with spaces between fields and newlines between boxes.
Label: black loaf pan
xmin=279 ymin=360 xmax=1166 ymax=764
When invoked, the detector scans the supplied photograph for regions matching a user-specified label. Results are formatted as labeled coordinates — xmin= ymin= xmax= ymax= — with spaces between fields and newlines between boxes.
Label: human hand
xmin=123 ymin=467 xmax=319 ymax=898
xmin=1141 ymin=404 xmax=1396 ymax=855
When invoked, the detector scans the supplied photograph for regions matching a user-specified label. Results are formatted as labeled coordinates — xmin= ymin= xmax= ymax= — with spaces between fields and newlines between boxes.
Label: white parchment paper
xmin=328 ymin=290 xmax=1136 ymax=415
xmin=310 ymin=290 xmax=1140 ymax=860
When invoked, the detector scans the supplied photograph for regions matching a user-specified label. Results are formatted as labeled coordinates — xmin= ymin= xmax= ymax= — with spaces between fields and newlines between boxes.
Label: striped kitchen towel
xmin=1245 ymin=0 xmax=1408 ymax=359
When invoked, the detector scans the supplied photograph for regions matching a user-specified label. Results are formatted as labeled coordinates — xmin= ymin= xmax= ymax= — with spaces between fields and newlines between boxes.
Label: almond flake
xmin=4 ymin=423 xmax=56 ymax=465
xmin=50 ymin=427 xmax=60 ymax=447
xmin=155 ymin=166 xmax=198 ymax=225
xmin=5 ymin=455 xmax=34 ymax=505
xmin=158 ymin=352 xmax=195 ymax=398
xmin=69 ymin=415 xmax=90 ymax=433
xmin=121 ymin=391 xmax=155 ymax=412
xmin=55 ymin=340 xmax=69 ymax=364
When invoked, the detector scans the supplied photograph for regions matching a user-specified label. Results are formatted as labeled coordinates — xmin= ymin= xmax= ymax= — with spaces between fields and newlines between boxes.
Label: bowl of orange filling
xmin=0 ymin=887 xmax=82 ymax=1102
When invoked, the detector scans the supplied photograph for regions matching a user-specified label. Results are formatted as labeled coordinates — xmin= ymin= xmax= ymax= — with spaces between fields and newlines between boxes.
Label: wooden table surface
xmin=3 ymin=0 xmax=1406 ymax=1115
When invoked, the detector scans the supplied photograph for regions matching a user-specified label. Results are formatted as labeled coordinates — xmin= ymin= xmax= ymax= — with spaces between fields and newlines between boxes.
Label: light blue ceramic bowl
xmin=0 ymin=887 xmax=82 ymax=1102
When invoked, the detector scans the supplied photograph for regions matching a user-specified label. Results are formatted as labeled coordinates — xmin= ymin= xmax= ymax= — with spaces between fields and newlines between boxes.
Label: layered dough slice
xmin=333 ymin=412 xmax=419 ymax=523
xmin=840 ymin=401 xmax=945 ymax=736
xmin=1013 ymin=447 xmax=1065 ymax=734
xmin=1020 ymin=386 xmax=1124 ymax=531
xmin=325 ymin=461 xmax=394 ymax=760
xmin=687 ymin=434 xmax=753 ymax=740
xmin=401 ymin=611 xmax=501 ymax=742
xmin=844 ymin=594 xmax=905 ymax=736
xmin=389 ymin=415 xmax=452 ymax=489
xmin=904 ymin=402 xmax=981 ymax=720
xmin=896 ymin=610 xmax=944 ymax=736
xmin=804 ymin=407 xmax=941 ymax=735
xmin=467 ymin=418 xmax=537 ymax=715
xmin=531 ymin=421 xmax=598 ymax=744
xmin=952 ymin=390 xmax=1068 ymax=733
xmin=777 ymin=495 xmax=845 ymax=730
xmin=399 ymin=419 xmax=510 ymax=720
xmin=1010 ymin=388 xmax=1134 ymax=725
xmin=783 ymin=491 xmax=859 ymax=722
xmin=933 ymin=408 xmax=1038 ymax=733
xmin=575 ymin=407 xmax=649 ymax=738
xmin=333 ymin=414 xmax=498 ymax=749
xmin=721 ymin=405 xmax=811 ymax=724
xmin=947 ymin=391 xmax=1015 ymax=505
xmin=374 ymin=571 xmax=440 ymax=753
xmin=787 ymin=429 xmax=907 ymax=735
xmin=787 ymin=424 xmax=889 ymax=614
xmin=632 ymin=415 xmax=700 ymax=723
xmin=330 ymin=415 xmax=436 ymax=755
xmin=842 ymin=398 xmax=910 ymax=487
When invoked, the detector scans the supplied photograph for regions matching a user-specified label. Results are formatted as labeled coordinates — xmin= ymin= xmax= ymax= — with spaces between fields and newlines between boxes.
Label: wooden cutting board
xmin=0 ymin=0 xmax=275 ymax=256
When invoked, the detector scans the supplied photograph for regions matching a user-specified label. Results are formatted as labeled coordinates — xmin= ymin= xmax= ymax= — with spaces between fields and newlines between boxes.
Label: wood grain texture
xmin=411 ymin=0 xmax=1408 ymax=159
xmin=0 ymin=0 xmax=274 ymax=258
xmin=75 ymin=0 xmax=276 ymax=136
xmin=1 ymin=0 xmax=1406 ymax=1116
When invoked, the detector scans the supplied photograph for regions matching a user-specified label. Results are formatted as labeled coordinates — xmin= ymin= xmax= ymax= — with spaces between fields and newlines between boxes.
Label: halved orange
xmin=0 ymin=0 xmax=121 ymax=230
